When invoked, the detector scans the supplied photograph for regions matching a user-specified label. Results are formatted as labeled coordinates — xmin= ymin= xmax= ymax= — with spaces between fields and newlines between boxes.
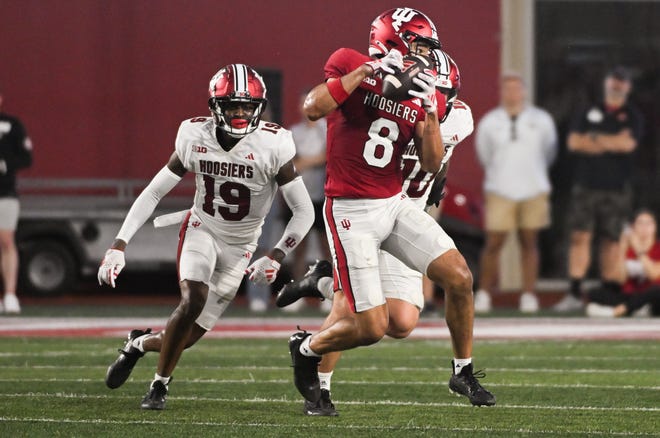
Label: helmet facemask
xmin=208 ymin=96 xmax=267 ymax=138
xmin=432 ymin=49 xmax=460 ymax=122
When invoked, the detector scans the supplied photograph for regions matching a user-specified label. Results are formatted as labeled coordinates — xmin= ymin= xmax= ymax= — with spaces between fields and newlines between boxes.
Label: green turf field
xmin=0 ymin=337 xmax=657 ymax=437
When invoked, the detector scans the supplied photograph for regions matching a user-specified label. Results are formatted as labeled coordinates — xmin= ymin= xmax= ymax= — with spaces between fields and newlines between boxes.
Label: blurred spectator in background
xmin=586 ymin=209 xmax=660 ymax=317
xmin=286 ymin=90 xmax=330 ymax=312
xmin=0 ymin=90 xmax=33 ymax=314
xmin=475 ymin=73 xmax=558 ymax=313
xmin=554 ymin=67 xmax=644 ymax=312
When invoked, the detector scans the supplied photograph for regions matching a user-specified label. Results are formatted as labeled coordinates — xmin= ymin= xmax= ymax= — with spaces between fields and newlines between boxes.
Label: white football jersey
xmin=175 ymin=117 xmax=296 ymax=244
xmin=400 ymin=100 xmax=474 ymax=208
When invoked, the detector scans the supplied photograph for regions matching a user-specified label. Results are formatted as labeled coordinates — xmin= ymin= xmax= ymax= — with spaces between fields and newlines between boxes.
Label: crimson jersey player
xmin=322 ymin=47 xmax=429 ymax=198
xmin=288 ymin=7 xmax=496 ymax=410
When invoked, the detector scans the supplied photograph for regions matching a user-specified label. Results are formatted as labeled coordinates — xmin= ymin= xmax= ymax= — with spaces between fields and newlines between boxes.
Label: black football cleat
xmin=140 ymin=380 xmax=168 ymax=410
xmin=105 ymin=328 xmax=152 ymax=389
xmin=276 ymin=260 xmax=333 ymax=308
xmin=448 ymin=361 xmax=496 ymax=406
xmin=289 ymin=328 xmax=321 ymax=402
xmin=303 ymin=389 xmax=339 ymax=416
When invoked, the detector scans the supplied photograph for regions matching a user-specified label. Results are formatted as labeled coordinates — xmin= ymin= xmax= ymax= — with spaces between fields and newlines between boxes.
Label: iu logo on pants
xmin=340 ymin=219 xmax=351 ymax=230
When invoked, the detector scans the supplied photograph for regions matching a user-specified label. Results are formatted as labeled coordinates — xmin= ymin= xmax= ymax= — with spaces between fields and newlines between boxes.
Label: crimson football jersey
xmin=323 ymin=48 xmax=431 ymax=198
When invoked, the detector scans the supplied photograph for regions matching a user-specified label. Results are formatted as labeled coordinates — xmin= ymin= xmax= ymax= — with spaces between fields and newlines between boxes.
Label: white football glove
xmin=245 ymin=256 xmax=281 ymax=285
xmin=409 ymin=71 xmax=438 ymax=114
xmin=97 ymin=249 xmax=125 ymax=288
xmin=365 ymin=49 xmax=403 ymax=75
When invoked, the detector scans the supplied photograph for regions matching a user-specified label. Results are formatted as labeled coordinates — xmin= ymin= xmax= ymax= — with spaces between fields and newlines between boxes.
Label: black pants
xmin=588 ymin=284 xmax=660 ymax=316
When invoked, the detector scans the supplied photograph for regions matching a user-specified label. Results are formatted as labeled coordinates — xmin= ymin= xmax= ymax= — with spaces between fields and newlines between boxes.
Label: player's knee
xmin=444 ymin=264 xmax=473 ymax=297
xmin=178 ymin=281 xmax=207 ymax=318
xmin=386 ymin=322 xmax=414 ymax=339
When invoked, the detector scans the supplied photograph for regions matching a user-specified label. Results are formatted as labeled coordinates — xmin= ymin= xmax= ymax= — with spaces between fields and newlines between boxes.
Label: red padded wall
xmin=0 ymin=0 xmax=499 ymax=193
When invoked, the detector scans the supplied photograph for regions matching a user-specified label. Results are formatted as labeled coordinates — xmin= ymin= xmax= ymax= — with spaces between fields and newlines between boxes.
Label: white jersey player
xmin=97 ymin=64 xmax=313 ymax=410
xmin=381 ymin=99 xmax=474 ymax=310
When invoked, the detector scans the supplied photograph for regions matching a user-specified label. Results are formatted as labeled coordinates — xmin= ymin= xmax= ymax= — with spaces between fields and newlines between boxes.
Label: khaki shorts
xmin=0 ymin=198 xmax=20 ymax=231
xmin=484 ymin=192 xmax=550 ymax=232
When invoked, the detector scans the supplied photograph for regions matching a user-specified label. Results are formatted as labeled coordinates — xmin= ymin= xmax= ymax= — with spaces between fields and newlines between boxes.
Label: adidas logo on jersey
xmin=245 ymin=153 xmax=255 ymax=160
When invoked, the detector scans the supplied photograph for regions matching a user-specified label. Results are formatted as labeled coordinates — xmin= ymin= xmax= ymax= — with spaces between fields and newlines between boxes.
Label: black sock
xmin=601 ymin=280 xmax=621 ymax=293
xmin=570 ymin=278 xmax=582 ymax=298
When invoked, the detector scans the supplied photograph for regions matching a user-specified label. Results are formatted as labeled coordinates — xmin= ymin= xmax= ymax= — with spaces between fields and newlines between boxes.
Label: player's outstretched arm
xmin=245 ymin=160 xmax=314 ymax=285
xmin=98 ymin=152 xmax=186 ymax=287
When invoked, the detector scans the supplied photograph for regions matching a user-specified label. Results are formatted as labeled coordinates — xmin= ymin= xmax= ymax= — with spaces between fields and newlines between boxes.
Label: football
xmin=381 ymin=54 xmax=434 ymax=102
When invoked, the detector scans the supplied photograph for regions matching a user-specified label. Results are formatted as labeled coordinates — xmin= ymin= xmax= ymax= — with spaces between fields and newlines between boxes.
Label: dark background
xmin=536 ymin=0 xmax=660 ymax=277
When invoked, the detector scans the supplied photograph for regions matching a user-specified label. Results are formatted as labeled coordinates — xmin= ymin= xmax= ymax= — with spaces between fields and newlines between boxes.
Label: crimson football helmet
xmin=208 ymin=64 xmax=268 ymax=138
xmin=369 ymin=7 xmax=441 ymax=58
xmin=432 ymin=49 xmax=461 ymax=122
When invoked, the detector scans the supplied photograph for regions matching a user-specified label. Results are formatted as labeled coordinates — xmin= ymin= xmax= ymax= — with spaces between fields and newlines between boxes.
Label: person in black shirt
xmin=554 ymin=67 xmax=644 ymax=312
xmin=0 ymin=90 xmax=33 ymax=314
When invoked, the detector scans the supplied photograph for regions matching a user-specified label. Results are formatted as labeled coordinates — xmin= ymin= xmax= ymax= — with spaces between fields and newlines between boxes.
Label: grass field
xmin=0 ymin=334 xmax=658 ymax=437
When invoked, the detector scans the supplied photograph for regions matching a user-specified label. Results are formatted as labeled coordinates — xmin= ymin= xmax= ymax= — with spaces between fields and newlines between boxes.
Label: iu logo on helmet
xmin=340 ymin=219 xmax=351 ymax=230
xmin=391 ymin=7 xmax=417 ymax=31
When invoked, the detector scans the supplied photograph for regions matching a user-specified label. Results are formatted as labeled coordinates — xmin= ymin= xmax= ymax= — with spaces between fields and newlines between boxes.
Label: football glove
xmin=426 ymin=176 xmax=447 ymax=208
xmin=409 ymin=71 xmax=438 ymax=114
xmin=97 ymin=249 xmax=125 ymax=288
xmin=365 ymin=49 xmax=403 ymax=75
xmin=245 ymin=256 xmax=281 ymax=285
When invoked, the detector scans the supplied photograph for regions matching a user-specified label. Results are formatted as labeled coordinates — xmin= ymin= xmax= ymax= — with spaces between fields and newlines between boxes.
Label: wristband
xmin=326 ymin=79 xmax=350 ymax=105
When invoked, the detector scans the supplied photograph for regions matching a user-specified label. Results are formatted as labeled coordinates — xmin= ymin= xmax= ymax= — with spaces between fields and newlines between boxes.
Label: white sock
xmin=317 ymin=277 xmax=334 ymax=301
xmin=453 ymin=358 xmax=472 ymax=374
xmin=299 ymin=336 xmax=321 ymax=357
xmin=131 ymin=333 xmax=150 ymax=353
xmin=318 ymin=371 xmax=333 ymax=391
xmin=153 ymin=373 xmax=170 ymax=386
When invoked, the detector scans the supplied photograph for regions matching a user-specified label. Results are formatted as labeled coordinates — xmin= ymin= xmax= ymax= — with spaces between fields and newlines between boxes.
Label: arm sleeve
xmin=116 ymin=166 xmax=182 ymax=244
xmin=274 ymin=176 xmax=314 ymax=255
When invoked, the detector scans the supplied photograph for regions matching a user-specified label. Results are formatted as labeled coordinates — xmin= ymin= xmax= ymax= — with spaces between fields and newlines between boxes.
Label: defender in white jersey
xmin=97 ymin=64 xmax=313 ymax=410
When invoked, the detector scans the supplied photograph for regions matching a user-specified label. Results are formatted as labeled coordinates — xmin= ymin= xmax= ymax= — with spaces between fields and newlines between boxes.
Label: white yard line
xmin=0 ymin=378 xmax=656 ymax=391
xmin=0 ymin=416 xmax=655 ymax=436
xmin=1 ymin=316 xmax=658 ymax=340
xmin=1 ymin=393 xmax=659 ymax=412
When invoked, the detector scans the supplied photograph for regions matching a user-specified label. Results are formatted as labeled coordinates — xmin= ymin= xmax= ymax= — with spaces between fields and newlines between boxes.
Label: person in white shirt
xmin=475 ymin=72 xmax=558 ymax=313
